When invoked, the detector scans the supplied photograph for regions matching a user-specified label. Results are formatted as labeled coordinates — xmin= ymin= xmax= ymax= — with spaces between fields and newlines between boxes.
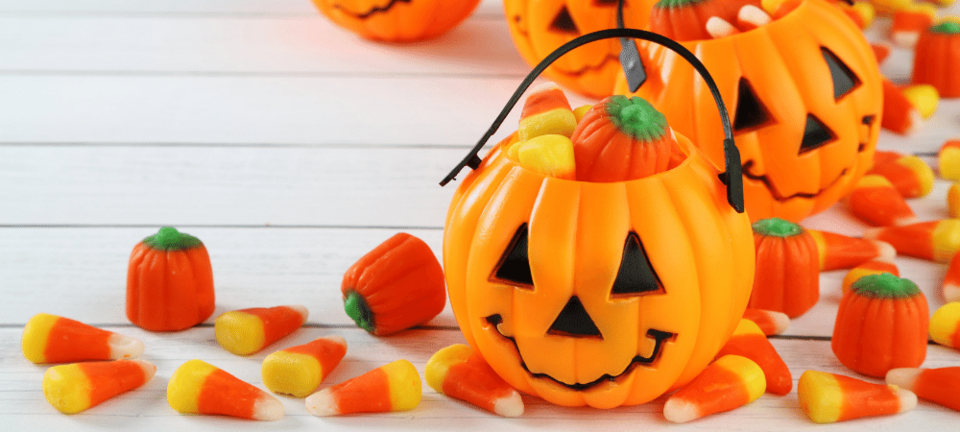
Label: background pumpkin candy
xmin=312 ymin=0 xmax=482 ymax=42
xmin=616 ymin=0 xmax=883 ymax=222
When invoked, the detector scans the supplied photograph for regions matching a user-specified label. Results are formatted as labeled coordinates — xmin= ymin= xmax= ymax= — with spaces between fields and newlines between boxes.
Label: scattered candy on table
xmin=864 ymin=219 xmax=960 ymax=262
xmin=742 ymin=308 xmax=790 ymax=336
xmin=867 ymin=154 xmax=935 ymax=198
xmin=887 ymin=367 xmax=960 ymax=411
xmin=214 ymin=305 xmax=308 ymax=355
xmin=929 ymin=302 xmax=960 ymax=349
xmin=750 ymin=218 xmax=819 ymax=318
xmin=797 ymin=370 xmax=916 ymax=423
xmin=22 ymin=313 xmax=144 ymax=364
xmin=846 ymin=174 xmax=917 ymax=226
xmin=807 ymin=228 xmax=896 ymax=271
xmin=305 ymin=359 xmax=421 ymax=416
xmin=43 ymin=359 xmax=156 ymax=414
xmin=517 ymin=82 xmax=576 ymax=142
xmin=715 ymin=319 xmax=792 ymax=395
xmin=832 ymin=274 xmax=928 ymax=377
xmin=881 ymin=78 xmax=922 ymax=135
xmin=662 ymin=355 xmax=765 ymax=423
xmin=167 ymin=359 xmax=284 ymax=421
xmin=901 ymin=84 xmax=940 ymax=120
xmin=841 ymin=257 xmax=899 ymax=293
xmin=341 ymin=232 xmax=445 ymax=336
xmin=261 ymin=335 xmax=348 ymax=398
xmin=426 ymin=344 xmax=523 ymax=418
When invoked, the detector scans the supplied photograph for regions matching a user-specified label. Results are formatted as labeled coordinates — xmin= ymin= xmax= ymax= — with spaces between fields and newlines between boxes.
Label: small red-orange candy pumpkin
xmin=832 ymin=273 xmax=929 ymax=377
xmin=749 ymin=218 xmax=819 ymax=318
xmin=912 ymin=19 xmax=960 ymax=98
xmin=127 ymin=227 xmax=215 ymax=332
xmin=312 ymin=0 xmax=481 ymax=42
xmin=649 ymin=0 xmax=760 ymax=41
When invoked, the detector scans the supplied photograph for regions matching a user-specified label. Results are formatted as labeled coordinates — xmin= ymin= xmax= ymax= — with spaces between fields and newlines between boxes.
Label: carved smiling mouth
xmin=334 ymin=0 xmax=410 ymax=19
xmin=741 ymin=161 xmax=849 ymax=201
xmin=484 ymin=314 xmax=675 ymax=391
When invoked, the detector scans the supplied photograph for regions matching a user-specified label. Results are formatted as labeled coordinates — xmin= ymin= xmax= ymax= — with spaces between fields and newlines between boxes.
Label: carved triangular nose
xmin=548 ymin=296 xmax=602 ymax=339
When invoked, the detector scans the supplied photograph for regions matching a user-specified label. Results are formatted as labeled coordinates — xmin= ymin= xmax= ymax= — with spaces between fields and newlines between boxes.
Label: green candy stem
xmin=851 ymin=273 xmax=920 ymax=299
xmin=344 ymin=290 xmax=376 ymax=334
xmin=143 ymin=227 xmax=202 ymax=250
xmin=655 ymin=0 xmax=709 ymax=9
xmin=931 ymin=21 xmax=960 ymax=35
xmin=604 ymin=95 xmax=669 ymax=143
xmin=752 ymin=218 xmax=804 ymax=238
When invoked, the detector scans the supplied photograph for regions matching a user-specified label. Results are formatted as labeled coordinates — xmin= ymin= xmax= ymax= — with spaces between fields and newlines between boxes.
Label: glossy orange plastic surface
xmin=311 ymin=0 xmax=481 ymax=43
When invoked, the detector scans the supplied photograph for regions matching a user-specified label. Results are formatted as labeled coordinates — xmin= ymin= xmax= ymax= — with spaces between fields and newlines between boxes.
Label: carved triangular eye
xmin=550 ymin=6 xmax=579 ymax=34
xmin=492 ymin=224 xmax=534 ymax=288
xmin=799 ymin=114 xmax=835 ymax=154
xmin=548 ymin=296 xmax=602 ymax=338
xmin=611 ymin=232 xmax=662 ymax=297
xmin=822 ymin=47 xmax=860 ymax=101
xmin=734 ymin=78 xmax=771 ymax=132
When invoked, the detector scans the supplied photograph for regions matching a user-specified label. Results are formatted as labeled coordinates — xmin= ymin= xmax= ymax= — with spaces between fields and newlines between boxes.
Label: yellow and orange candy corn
xmin=890 ymin=4 xmax=937 ymax=47
xmin=517 ymin=82 xmax=577 ymax=142
xmin=306 ymin=359 xmax=421 ymax=416
xmin=842 ymin=258 xmax=899 ymax=293
xmin=426 ymin=344 xmax=523 ymax=417
xmin=881 ymin=78 xmax=921 ymax=135
xmin=930 ymin=302 xmax=960 ymax=349
xmin=846 ymin=175 xmax=917 ymax=227
xmin=168 ymin=359 xmax=283 ymax=421
xmin=798 ymin=370 xmax=916 ymax=423
xmin=865 ymin=219 xmax=960 ymax=262
xmin=742 ymin=308 xmax=789 ymax=336
xmin=663 ymin=355 xmax=765 ymax=423
xmin=887 ymin=367 xmax=960 ymax=411
xmin=262 ymin=335 xmax=347 ymax=398
xmin=22 ymin=313 xmax=144 ymax=364
xmin=215 ymin=305 xmax=308 ymax=355
xmin=514 ymin=134 xmax=576 ymax=180
xmin=944 ymin=253 xmax=960 ymax=302
xmin=902 ymin=84 xmax=940 ymax=120
xmin=715 ymin=319 xmax=792 ymax=395
xmin=572 ymin=105 xmax=592 ymax=123
xmin=948 ymin=183 xmax=960 ymax=218
xmin=867 ymin=154 xmax=935 ymax=198
xmin=939 ymin=139 xmax=960 ymax=180
xmin=807 ymin=229 xmax=896 ymax=271
xmin=43 ymin=359 xmax=155 ymax=414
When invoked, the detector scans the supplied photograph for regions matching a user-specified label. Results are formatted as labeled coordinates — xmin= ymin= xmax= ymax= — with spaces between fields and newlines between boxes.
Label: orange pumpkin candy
xmin=912 ymin=20 xmax=960 ymax=99
xmin=649 ymin=0 xmax=762 ymax=42
xmin=749 ymin=218 xmax=820 ymax=318
xmin=616 ymin=0 xmax=883 ymax=222
xmin=312 ymin=0 xmax=482 ymax=42
xmin=127 ymin=227 xmax=215 ymax=332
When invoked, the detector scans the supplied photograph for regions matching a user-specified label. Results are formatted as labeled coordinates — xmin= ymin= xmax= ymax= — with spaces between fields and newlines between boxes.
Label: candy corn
xmin=890 ymin=5 xmax=936 ymax=47
xmin=306 ymin=359 xmax=422 ymax=416
xmin=864 ymin=219 xmax=960 ymax=262
xmin=901 ymin=84 xmax=940 ymax=120
xmin=518 ymin=83 xmax=577 ymax=142
xmin=881 ymin=78 xmax=921 ymax=135
xmin=887 ymin=367 xmax=960 ymax=411
xmin=846 ymin=175 xmax=916 ymax=227
xmin=663 ymin=355 xmax=765 ymax=423
xmin=948 ymin=183 xmax=960 ymax=218
xmin=807 ymin=229 xmax=896 ymax=271
xmin=715 ymin=320 xmax=792 ymax=395
xmin=873 ymin=150 xmax=904 ymax=167
xmin=572 ymin=105 xmax=592 ymax=123
xmin=939 ymin=139 xmax=960 ymax=180
xmin=945 ymin=252 xmax=960 ymax=302
xmin=867 ymin=155 xmax=934 ymax=198
xmin=742 ymin=308 xmax=789 ymax=336
xmin=168 ymin=359 xmax=283 ymax=421
xmin=842 ymin=258 xmax=899 ymax=293
xmin=22 ymin=313 xmax=144 ymax=364
xmin=516 ymin=134 xmax=576 ymax=180
xmin=797 ymin=370 xmax=916 ymax=423
xmin=43 ymin=359 xmax=155 ymax=414
xmin=262 ymin=335 xmax=347 ymax=398
xmin=215 ymin=305 xmax=308 ymax=355
xmin=929 ymin=302 xmax=960 ymax=349
xmin=872 ymin=43 xmax=891 ymax=64
xmin=426 ymin=344 xmax=523 ymax=417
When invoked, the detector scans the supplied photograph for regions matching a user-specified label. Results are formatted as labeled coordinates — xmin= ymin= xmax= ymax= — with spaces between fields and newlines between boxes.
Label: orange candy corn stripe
xmin=867 ymin=155 xmax=934 ymax=198
xmin=43 ymin=359 xmax=155 ymax=414
xmin=426 ymin=344 xmax=523 ymax=417
xmin=742 ymin=308 xmax=789 ymax=336
xmin=798 ymin=370 xmax=916 ymax=423
xmin=887 ymin=367 xmax=960 ymax=411
xmin=944 ymin=253 xmax=960 ymax=302
xmin=716 ymin=320 xmax=792 ymax=395
xmin=262 ymin=335 xmax=347 ymax=398
xmin=22 ymin=313 xmax=144 ymax=364
xmin=881 ymin=78 xmax=921 ymax=135
xmin=215 ymin=305 xmax=308 ymax=355
xmin=842 ymin=258 xmax=899 ymax=293
xmin=847 ymin=175 xmax=916 ymax=227
xmin=168 ymin=359 xmax=283 ymax=421
xmin=663 ymin=355 xmax=765 ymax=423
xmin=306 ymin=359 xmax=421 ymax=416
xmin=865 ymin=219 xmax=960 ymax=262
xmin=518 ymin=83 xmax=576 ymax=141
xmin=948 ymin=183 xmax=960 ymax=219
xmin=807 ymin=229 xmax=896 ymax=271
xmin=891 ymin=8 xmax=936 ymax=47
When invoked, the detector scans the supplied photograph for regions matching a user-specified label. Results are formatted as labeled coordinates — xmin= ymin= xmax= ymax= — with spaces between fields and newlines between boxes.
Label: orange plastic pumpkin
xmin=912 ymin=19 xmax=960 ymax=98
xmin=504 ymin=0 xmax=659 ymax=97
xmin=312 ymin=0 xmax=481 ymax=42
xmin=616 ymin=0 xmax=883 ymax=222
xmin=127 ymin=227 xmax=215 ymax=332
xmin=749 ymin=218 xmax=820 ymax=318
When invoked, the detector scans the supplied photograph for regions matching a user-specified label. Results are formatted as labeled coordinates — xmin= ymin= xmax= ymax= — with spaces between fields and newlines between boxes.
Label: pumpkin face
xmin=615 ymin=0 xmax=882 ymax=222
xmin=312 ymin=0 xmax=481 ymax=42
xmin=504 ymin=0 xmax=659 ymax=97
xmin=443 ymin=133 xmax=754 ymax=408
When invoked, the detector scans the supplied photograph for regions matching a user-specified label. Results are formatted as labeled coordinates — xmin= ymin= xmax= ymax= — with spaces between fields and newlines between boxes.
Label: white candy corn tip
xmin=108 ymin=333 xmax=145 ymax=360
xmin=131 ymin=359 xmax=157 ymax=381
xmin=944 ymin=283 xmax=960 ymax=303
xmin=320 ymin=335 xmax=348 ymax=348
xmin=886 ymin=368 xmax=921 ymax=391
xmin=663 ymin=398 xmax=700 ymax=423
xmin=894 ymin=215 xmax=920 ymax=226
xmin=493 ymin=391 xmax=524 ymax=418
xmin=529 ymin=82 xmax=560 ymax=94
xmin=288 ymin=305 xmax=310 ymax=322
xmin=894 ymin=387 xmax=918 ymax=413
xmin=875 ymin=241 xmax=897 ymax=261
xmin=706 ymin=17 xmax=737 ymax=39
xmin=891 ymin=32 xmax=920 ymax=49
xmin=738 ymin=5 xmax=771 ymax=26
xmin=765 ymin=311 xmax=790 ymax=336
xmin=253 ymin=396 xmax=285 ymax=421
xmin=305 ymin=389 xmax=337 ymax=417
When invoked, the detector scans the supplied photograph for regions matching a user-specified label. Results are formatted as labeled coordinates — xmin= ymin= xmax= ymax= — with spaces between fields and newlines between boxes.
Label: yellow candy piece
xmin=851 ymin=2 xmax=875 ymax=27
xmin=939 ymin=141 xmax=960 ymax=181
xmin=868 ymin=0 xmax=914 ymax=15
xmin=949 ymin=184 xmax=960 ymax=218
xmin=902 ymin=85 xmax=939 ymax=119
xmin=44 ymin=360 xmax=155 ymax=414
xmin=517 ymin=134 xmax=576 ymax=180
xmin=517 ymin=83 xmax=576 ymax=141
xmin=573 ymin=104 xmax=593 ymax=123
xmin=261 ymin=336 xmax=347 ymax=398
xmin=930 ymin=302 xmax=960 ymax=348
xmin=761 ymin=0 xmax=789 ymax=14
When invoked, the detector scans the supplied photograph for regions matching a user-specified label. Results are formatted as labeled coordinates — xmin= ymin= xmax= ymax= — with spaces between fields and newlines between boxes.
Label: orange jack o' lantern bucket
xmin=440 ymin=30 xmax=755 ymax=408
